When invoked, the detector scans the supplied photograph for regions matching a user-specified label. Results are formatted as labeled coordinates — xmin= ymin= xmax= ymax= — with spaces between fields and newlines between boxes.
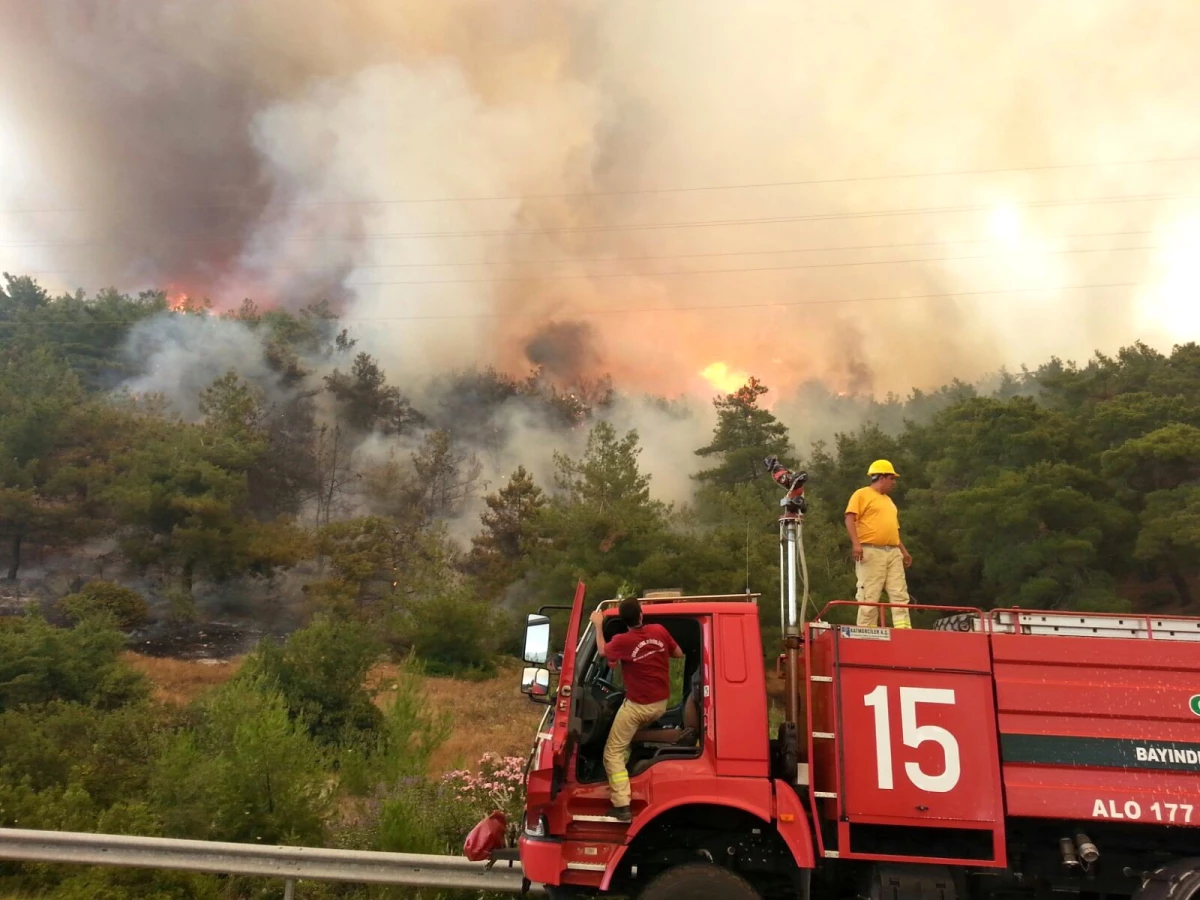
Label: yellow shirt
xmin=845 ymin=486 xmax=900 ymax=546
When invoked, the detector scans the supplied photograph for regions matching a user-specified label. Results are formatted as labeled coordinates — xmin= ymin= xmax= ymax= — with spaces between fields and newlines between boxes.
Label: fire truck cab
xmin=515 ymin=585 xmax=1200 ymax=900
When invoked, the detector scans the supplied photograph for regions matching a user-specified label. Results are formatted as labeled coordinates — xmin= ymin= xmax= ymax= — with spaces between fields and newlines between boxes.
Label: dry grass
xmin=126 ymin=651 xmax=545 ymax=775
xmin=122 ymin=651 xmax=243 ymax=706
xmin=369 ymin=658 xmax=545 ymax=774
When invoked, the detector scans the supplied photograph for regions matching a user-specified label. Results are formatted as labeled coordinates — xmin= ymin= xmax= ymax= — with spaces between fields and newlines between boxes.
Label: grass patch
xmin=121 ymin=652 xmax=243 ymax=706
xmin=128 ymin=652 xmax=544 ymax=776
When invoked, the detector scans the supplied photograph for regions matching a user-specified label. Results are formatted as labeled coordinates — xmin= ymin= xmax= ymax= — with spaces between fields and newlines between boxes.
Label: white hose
xmin=797 ymin=519 xmax=812 ymax=629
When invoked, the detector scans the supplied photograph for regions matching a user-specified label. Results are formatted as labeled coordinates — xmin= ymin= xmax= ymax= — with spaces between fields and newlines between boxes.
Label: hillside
xmin=122 ymin=652 xmax=544 ymax=775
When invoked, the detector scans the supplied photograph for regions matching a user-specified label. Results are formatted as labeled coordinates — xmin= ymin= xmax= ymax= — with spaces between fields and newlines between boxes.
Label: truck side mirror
xmin=523 ymin=614 xmax=551 ymax=665
xmin=521 ymin=666 xmax=550 ymax=698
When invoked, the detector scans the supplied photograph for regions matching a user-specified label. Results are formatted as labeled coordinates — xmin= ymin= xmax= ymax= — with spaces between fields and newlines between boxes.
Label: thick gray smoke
xmin=3 ymin=0 xmax=1200 ymax=430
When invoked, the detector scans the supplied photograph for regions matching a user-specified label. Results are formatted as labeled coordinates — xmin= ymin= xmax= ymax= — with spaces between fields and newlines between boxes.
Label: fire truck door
xmin=552 ymin=581 xmax=588 ymax=773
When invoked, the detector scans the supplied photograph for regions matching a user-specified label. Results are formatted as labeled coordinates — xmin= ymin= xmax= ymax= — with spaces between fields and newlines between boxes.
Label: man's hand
xmin=902 ymin=550 xmax=913 ymax=568
xmin=845 ymin=512 xmax=862 ymax=562
xmin=589 ymin=609 xmax=604 ymax=629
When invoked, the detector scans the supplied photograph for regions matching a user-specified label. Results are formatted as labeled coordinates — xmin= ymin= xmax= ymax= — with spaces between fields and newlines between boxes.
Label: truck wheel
xmin=638 ymin=862 xmax=761 ymax=900
xmin=1133 ymin=858 xmax=1200 ymax=900
xmin=932 ymin=612 xmax=979 ymax=633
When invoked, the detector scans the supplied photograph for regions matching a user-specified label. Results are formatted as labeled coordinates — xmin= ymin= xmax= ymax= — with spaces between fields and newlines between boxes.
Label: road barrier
xmin=0 ymin=827 xmax=543 ymax=896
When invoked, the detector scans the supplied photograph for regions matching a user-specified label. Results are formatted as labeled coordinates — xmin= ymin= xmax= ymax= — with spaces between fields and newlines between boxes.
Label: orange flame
xmin=700 ymin=361 xmax=750 ymax=395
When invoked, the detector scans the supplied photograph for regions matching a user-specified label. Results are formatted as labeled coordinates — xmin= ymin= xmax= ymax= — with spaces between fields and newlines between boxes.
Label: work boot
xmin=608 ymin=805 xmax=632 ymax=823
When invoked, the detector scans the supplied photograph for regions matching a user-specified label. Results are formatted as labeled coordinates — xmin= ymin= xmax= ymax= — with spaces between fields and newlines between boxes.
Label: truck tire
xmin=637 ymin=862 xmax=761 ymax=900
xmin=932 ymin=612 xmax=980 ymax=633
xmin=1133 ymin=858 xmax=1200 ymax=900
xmin=774 ymin=721 xmax=799 ymax=783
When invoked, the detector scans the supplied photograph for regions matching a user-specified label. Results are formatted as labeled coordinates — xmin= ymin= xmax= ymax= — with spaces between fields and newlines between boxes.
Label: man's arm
xmin=660 ymin=626 xmax=684 ymax=659
xmin=898 ymin=537 xmax=912 ymax=568
xmin=589 ymin=609 xmax=608 ymax=657
xmin=845 ymin=512 xmax=863 ymax=561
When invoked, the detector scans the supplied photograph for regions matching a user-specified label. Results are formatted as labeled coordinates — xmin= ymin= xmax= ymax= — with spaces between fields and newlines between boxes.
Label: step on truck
xmin=507 ymin=459 xmax=1200 ymax=900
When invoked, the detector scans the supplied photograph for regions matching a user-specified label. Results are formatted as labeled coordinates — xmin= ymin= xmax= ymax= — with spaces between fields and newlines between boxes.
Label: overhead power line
xmin=0 ymin=281 xmax=1144 ymax=328
xmin=0 ymin=192 xmax=1189 ymax=248
xmin=3 ymin=153 xmax=1199 ymax=214
xmin=331 ymin=243 xmax=1166 ymax=287
xmin=15 ymin=228 xmax=1162 ymax=279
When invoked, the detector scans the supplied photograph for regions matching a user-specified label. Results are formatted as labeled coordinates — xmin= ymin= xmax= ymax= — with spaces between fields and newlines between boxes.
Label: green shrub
xmin=0 ymin=701 xmax=165 ymax=807
xmin=238 ymin=615 xmax=384 ymax=745
xmin=391 ymin=585 xmax=499 ymax=677
xmin=42 ymin=868 xmax=222 ymax=900
xmin=58 ymin=580 xmax=149 ymax=629
xmin=6 ymin=797 xmax=224 ymax=900
xmin=338 ymin=656 xmax=451 ymax=796
xmin=152 ymin=676 xmax=332 ymax=845
xmin=370 ymin=752 xmax=527 ymax=859
xmin=375 ymin=778 xmax=479 ymax=856
xmin=0 ymin=614 xmax=147 ymax=712
xmin=439 ymin=753 xmax=527 ymax=846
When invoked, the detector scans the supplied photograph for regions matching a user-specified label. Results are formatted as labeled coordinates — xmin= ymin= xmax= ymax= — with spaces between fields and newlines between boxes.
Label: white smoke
xmin=121 ymin=316 xmax=275 ymax=419
xmin=5 ymin=0 xmax=1200 ymax=523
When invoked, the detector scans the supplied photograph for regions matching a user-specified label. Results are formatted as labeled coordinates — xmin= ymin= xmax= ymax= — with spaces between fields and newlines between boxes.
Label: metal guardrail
xmin=0 ymin=828 xmax=544 ymax=896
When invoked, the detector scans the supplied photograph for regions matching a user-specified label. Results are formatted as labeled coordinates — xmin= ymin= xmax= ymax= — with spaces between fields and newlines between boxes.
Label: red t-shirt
xmin=606 ymin=624 xmax=678 ymax=704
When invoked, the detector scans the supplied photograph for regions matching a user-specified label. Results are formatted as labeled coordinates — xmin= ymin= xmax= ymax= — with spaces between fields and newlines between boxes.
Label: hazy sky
xmin=2 ymin=0 xmax=1198 ymax=399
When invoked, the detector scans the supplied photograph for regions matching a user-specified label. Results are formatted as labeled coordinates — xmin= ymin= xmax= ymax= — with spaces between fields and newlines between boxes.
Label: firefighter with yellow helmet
xmin=844 ymin=459 xmax=912 ymax=628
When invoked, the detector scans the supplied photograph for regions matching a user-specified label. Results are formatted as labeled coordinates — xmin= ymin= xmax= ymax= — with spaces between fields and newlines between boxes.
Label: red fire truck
xmin=510 ymin=460 xmax=1200 ymax=900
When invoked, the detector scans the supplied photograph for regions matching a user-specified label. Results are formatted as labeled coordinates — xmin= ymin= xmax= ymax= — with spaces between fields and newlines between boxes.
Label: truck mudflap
xmin=1132 ymin=858 xmax=1200 ymax=900
xmin=773 ymin=779 xmax=817 ymax=870
xmin=993 ymin=630 xmax=1200 ymax=828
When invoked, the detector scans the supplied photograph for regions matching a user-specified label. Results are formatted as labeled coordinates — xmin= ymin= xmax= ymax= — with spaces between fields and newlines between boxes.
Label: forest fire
xmin=701 ymin=361 xmax=751 ymax=395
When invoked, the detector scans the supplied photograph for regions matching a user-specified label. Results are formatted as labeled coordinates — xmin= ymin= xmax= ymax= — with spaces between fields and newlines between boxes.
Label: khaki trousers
xmin=854 ymin=545 xmax=912 ymax=628
xmin=602 ymin=698 xmax=668 ymax=807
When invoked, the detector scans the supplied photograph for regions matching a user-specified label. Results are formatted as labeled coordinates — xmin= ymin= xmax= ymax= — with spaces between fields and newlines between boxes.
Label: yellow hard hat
xmin=867 ymin=459 xmax=898 ymax=477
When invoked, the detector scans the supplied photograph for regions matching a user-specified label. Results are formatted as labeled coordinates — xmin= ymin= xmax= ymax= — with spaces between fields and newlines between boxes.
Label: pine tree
xmin=410 ymin=428 xmax=484 ymax=519
xmin=0 ymin=348 xmax=113 ymax=578
xmin=464 ymin=466 xmax=546 ymax=596
xmin=534 ymin=422 xmax=672 ymax=600
xmin=325 ymin=352 xmax=424 ymax=435
xmin=695 ymin=377 xmax=791 ymax=488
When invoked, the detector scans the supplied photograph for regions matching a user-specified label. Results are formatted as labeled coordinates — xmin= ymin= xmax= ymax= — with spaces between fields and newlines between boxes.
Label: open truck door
xmin=524 ymin=581 xmax=587 ymax=810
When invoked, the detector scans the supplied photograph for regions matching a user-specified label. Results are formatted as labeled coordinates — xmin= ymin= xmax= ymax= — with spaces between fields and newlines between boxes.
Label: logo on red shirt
xmin=608 ymin=624 xmax=676 ymax=704
xmin=630 ymin=638 xmax=666 ymax=662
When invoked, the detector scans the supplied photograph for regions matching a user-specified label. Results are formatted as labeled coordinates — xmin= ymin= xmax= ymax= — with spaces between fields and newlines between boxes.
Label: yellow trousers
xmin=602 ymin=698 xmax=667 ymax=807
xmin=854 ymin=545 xmax=912 ymax=628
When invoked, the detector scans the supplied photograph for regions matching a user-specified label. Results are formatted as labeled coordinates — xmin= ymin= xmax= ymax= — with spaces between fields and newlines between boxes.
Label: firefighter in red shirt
xmin=590 ymin=597 xmax=684 ymax=822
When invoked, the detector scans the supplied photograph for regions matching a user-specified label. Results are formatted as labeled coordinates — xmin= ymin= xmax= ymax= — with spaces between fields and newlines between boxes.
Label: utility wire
xmin=13 ymin=228 xmax=1162 ymax=278
xmin=13 ymin=242 xmax=1168 ymax=290
xmin=0 ymin=191 xmax=1189 ymax=248
xmin=0 ymin=281 xmax=1143 ymax=327
xmin=336 ymin=243 xmax=1167 ymax=287
xmin=3 ymin=153 xmax=1199 ymax=214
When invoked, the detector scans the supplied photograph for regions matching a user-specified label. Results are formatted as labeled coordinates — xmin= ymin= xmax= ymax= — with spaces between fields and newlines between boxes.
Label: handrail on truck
xmin=812 ymin=600 xmax=990 ymax=627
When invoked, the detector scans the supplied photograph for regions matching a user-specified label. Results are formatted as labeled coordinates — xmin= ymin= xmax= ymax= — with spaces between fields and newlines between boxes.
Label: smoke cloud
xmin=3 ymin=0 xmax=1200 ymax=405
